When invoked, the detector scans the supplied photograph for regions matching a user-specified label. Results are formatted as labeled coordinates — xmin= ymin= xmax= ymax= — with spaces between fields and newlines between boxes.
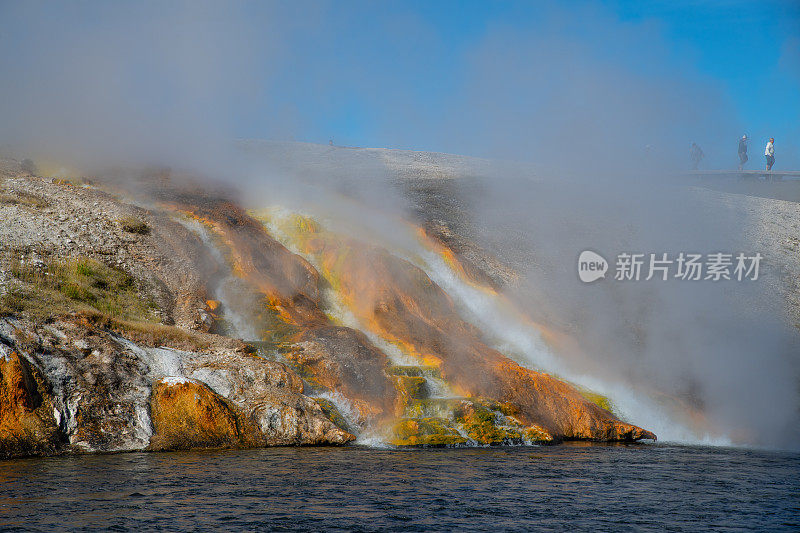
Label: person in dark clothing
xmin=690 ymin=143 xmax=704 ymax=170
xmin=738 ymin=135 xmax=748 ymax=170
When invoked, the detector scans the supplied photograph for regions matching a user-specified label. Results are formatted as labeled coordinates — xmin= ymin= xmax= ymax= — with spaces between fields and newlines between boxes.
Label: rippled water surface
xmin=1 ymin=443 xmax=798 ymax=531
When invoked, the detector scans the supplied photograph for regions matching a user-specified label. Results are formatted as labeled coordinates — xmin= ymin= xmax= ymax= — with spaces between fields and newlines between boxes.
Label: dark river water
xmin=1 ymin=443 xmax=798 ymax=532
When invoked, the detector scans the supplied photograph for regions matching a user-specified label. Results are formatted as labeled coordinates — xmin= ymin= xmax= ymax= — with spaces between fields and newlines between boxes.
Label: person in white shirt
xmin=765 ymin=138 xmax=775 ymax=171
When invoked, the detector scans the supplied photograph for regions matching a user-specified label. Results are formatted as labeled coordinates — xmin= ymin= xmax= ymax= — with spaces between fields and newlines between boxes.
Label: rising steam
xmin=1 ymin=1 xmax=798 ymax=449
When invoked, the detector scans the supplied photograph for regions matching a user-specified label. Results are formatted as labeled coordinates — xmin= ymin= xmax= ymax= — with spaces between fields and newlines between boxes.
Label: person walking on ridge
xmin=765 ymin=138 xmax=775 ymax=171
xmin=690 ymin=143 xmax=704 ymax=170
xmin=738 ymin=135 xmax=748 ymax=170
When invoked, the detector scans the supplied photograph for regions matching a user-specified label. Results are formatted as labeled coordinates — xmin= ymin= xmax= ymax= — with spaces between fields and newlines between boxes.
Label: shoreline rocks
xmin=0 ymin=317 xmax=353 ymax=459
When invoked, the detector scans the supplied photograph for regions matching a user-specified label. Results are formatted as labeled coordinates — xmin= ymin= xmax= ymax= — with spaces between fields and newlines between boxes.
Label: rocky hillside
xmin=0 ymin=161 xmax=352 ymax=458
xmin=0 ymin=156 xmax=655 ymax=459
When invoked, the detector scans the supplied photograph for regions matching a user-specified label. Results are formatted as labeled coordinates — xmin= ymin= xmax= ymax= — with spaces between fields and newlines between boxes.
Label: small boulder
xmin=148 ymin=377 xmax=242 ymax=451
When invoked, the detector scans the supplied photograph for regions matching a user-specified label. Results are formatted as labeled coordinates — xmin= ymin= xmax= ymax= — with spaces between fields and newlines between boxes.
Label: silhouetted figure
xmin=690 ymin=143 xmax=704 ymax=170
xmin=765 ymin=138 xmax=775 ymax=171
xmin=737 ymin=135 xmax=748 ymax=170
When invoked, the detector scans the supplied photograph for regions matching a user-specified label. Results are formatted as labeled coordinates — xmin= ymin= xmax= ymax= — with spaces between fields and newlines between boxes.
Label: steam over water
xmin=2 ymin=0 xmax=798 ymax=454
xmin=2 ymin=446 xmax=798 ymax=531
xmin=412 ymin=247 xmax=718 ymax=445
xmin=244 ymin=143 xmax=800 ymax=450
xmin=257 ymin=201 xmax=736 ymax=447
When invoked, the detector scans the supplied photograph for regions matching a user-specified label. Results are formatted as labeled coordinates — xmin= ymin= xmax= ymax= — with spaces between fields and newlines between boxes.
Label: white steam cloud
xmin=1 ymin=1 xmax=798 ymax=449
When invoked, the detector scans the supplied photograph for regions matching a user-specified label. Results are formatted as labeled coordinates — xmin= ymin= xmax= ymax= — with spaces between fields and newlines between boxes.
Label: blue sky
xmin=253 ymin=0 xmax=800 ymax=168
xmin=2 ymin=0 xmax=799 ymax=170
xmin=613 ymin=1 xmax=800 ymax=164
